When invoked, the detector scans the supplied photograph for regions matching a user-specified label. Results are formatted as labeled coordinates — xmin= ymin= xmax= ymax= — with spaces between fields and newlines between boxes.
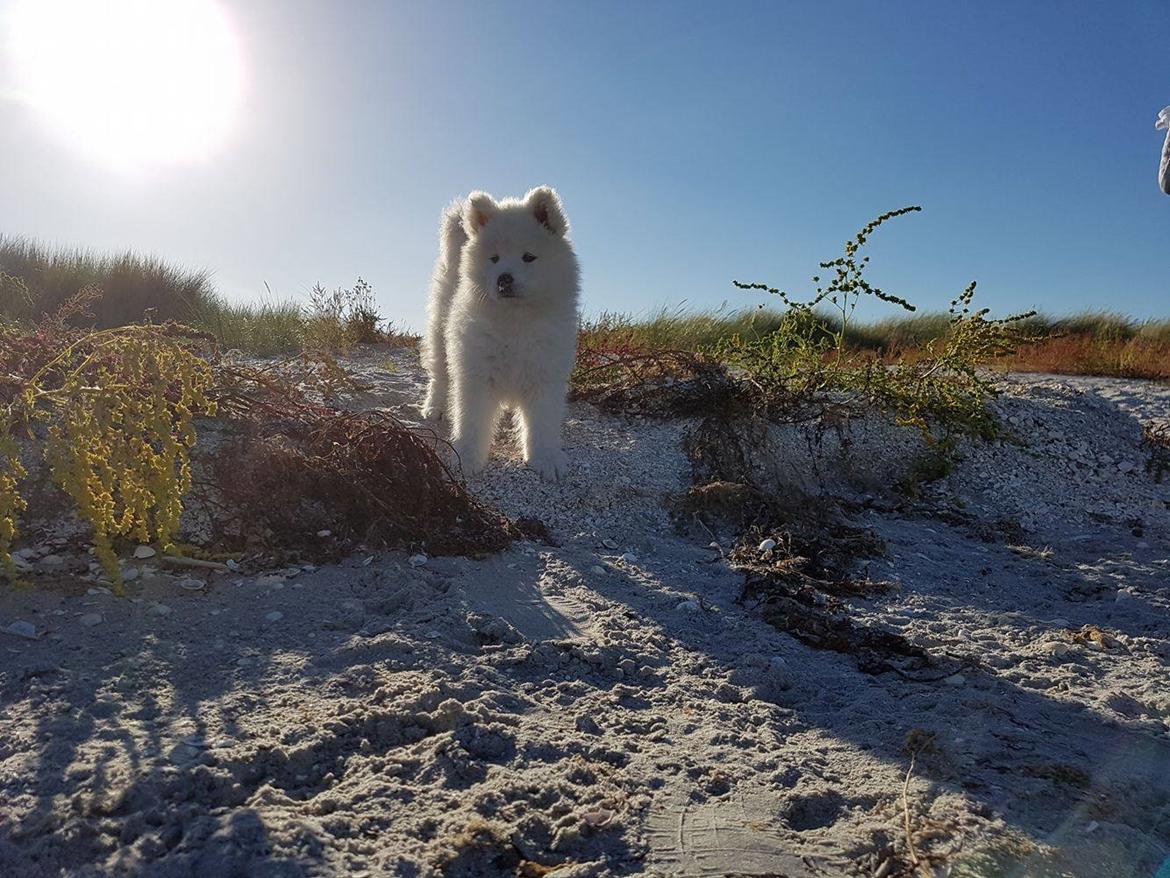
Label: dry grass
xmin=1 ymin=235 xmax=214 ymax=326
xmin=1 ymin=236 xmax=416 ymax=355
xmin=581 ymin=308 xmax=1170 ymax=382
xmin=993 ymin=334 xmax=1170 ymax=380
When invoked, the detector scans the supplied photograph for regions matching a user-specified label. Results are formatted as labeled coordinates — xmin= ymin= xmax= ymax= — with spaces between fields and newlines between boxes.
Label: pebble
xmin=133 ymin=545 xmax=157 ymax=559
xmin=675 ymin=599 xmax=700 ymax=613
xmin=943 ymin=673 xmax=967 ymax=686
xmin=768 ymin=656 xmax=793 ymax=690
xmin=408 ymin=554 xmax=428 ymax=568
xmin=149 ymin=604 xmax=173 ymax=617
xmin=758 ymin=538 xmax=777 ymax=552
xmin=1044 ymin=642 xmax=1073 ymax=658
xmin=177 ymin=578 xmax=205 ymax=592
xmin=4 ymin=620 xmax=39 ymax=639
xmin=589 ymin=565 xmax=607 ymax=576
xmin=256 ymin=574 xmax=285 ymax=588
xmin=79 ymin=613 xmax=103 ymax=628
xmin=1115 ymin=590 xmax=1134 ymax=604
xmin=602 ymin=539 xmax=619 ymax=550
xmin=40 ymin=555 xmax=64 ymax=567
xmin=581 ymin=808 xmax=615 ymax=828
xmin=121 ymin=567 xmax=140 ymax=582
xmin=264 ymin=611 xmax=284 ymax=623
xmin=620 ymin=552 xmax=639 ymax=564
xmin=316 ymin=529 xmax=332 ymax=538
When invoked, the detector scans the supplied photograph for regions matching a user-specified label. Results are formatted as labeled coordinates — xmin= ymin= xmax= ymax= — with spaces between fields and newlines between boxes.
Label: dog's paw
xmin=527 ymin=449 xmax=568 ymax=481
xmin=419 ymin=404 xmax=445 ymax=422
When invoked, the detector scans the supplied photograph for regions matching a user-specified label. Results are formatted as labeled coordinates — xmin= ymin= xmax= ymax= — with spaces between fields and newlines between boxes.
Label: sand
xmin=1 ymin=350 xmax=1168 ymax=877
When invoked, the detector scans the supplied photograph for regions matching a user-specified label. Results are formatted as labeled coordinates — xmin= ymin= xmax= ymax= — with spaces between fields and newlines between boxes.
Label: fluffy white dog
xmin=420 ymin=187 xmax=580 ymax=480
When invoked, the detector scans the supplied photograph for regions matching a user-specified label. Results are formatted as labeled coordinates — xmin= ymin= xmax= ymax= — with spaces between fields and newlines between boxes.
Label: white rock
xmin=1115 ymin=589 xmax=1134 ymax=604
xmin=620 ymin=552 xmax=639 ymax=564
xmin=768 ymin=656 xmax=793 ymax=689
xmin=256 ymin=574 xmax=285 ymax=588
xmin=149 ymin=603 xmax=172 ymax=617
xmin=589 ymin=565 xmax=607 ymax=576
xmin=120 ymin=567 xmax=140 ymax=582
xmin=316 ymin=529 xmax=332 ymax=538
xmin=79 ymin=612 xmax=103 ymax=627
xmin=1044 ymin=641 xmax=1072 ymax=657
xmin=758 ymin=538 xmax=777 ymax=552
xmin=264 ymin=611 xmax=284 ymax=623
xmin=133 ymin=545 xmax=157 ymax=559
xmin=675 ymin=599 xmax=700 ymax=612
xmin=943 ymin=673 xmax=967 ymax=686
xmin=408 ymin=553 xmax=428 ymax=567
xmin=602 ymin=539 xmax=619 ymax=550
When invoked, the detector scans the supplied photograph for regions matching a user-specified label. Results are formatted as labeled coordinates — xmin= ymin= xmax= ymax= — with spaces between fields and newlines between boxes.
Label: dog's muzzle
xmin=496 ymin=273 xmax=516 ymax=298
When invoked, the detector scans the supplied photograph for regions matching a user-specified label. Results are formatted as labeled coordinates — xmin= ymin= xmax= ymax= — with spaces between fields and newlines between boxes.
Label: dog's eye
xmin=522 ymin=253 xmax=537 ymax=263
xmin=489 ymin=255 xmax=500 ymax=264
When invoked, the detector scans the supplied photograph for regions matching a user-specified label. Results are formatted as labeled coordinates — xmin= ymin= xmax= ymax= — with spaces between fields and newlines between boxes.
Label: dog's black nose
xmin=497 ymin=273 xmax=513 ymax=289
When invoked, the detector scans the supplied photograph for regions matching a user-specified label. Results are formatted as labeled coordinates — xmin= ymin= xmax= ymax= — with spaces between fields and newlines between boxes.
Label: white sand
xmin=1 ymin=351 xmax=1168 ymax=877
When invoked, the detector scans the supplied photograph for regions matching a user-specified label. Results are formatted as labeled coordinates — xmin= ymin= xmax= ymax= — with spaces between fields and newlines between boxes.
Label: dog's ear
xmin=464 ymin=192 xmax=498 ymax=236
xmin=525 ymin=186 xmax=569 ymax=236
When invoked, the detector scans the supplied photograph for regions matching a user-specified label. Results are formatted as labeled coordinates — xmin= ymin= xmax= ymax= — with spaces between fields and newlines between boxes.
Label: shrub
xmin=306 ymin=277 xmax=386 ymax=352
xmin=719 ymin=206 xmax=1036 ymax=445
xmin=1 ymin=297 xmax=216 ymax=585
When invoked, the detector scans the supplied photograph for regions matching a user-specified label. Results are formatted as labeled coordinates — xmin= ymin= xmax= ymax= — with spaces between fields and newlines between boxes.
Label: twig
xmin=901 ymin=747 xmax=934 ymax=878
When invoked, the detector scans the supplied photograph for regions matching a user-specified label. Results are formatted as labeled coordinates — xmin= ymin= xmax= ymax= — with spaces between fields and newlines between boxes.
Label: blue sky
xmin=2 ymin=0 xmax=1168 ymax=330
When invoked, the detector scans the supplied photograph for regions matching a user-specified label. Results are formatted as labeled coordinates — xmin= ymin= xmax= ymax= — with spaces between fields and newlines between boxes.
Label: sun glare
xmin=6 ymin=0 xmax=243 ymax=169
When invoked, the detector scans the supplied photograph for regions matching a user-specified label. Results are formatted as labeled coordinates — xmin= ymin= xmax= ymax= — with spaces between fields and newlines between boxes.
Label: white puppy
xmin=421 ymin=187 xmax=580 ymax=480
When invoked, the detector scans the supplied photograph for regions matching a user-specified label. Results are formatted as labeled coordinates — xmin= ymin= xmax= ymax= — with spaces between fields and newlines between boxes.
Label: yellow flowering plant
xmin=1 ymin=320 xmax=215 ymax=588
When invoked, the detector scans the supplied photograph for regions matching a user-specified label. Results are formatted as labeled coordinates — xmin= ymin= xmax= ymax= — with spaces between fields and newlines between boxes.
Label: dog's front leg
xmin=420 ymin=367 xmax=448 ymax=422
xmin=450 ymin=375 xmax=497 ymax=477
xmin=519 ymin=388 xmax=568 ymax=481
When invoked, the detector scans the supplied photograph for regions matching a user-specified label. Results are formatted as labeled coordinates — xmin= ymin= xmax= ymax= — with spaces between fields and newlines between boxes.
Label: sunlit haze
xmin=6 ymin=0 xmax=242 ymax=169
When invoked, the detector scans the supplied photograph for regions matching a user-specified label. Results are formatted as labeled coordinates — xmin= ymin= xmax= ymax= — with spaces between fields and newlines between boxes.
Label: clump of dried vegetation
xmin=1143 ymin=421 xmax=1170 ymax=483
xmin=204 ymin=358 xmax=520 ymax=557
xmin=583 ymin=208 xmax=1033 ymax=679
xmin=1 ymin=291 xmax=514 ymax=588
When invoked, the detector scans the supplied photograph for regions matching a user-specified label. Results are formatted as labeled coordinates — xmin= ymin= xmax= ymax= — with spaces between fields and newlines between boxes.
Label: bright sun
xmin=7 ymin=0 xmax=243 ymax=168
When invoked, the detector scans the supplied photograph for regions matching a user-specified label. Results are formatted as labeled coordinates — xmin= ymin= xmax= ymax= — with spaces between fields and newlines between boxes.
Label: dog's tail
xmin=421 ymin=199 xmax=469 ymax=386
xmin=436 ymin=199 xmax=468 ymax=279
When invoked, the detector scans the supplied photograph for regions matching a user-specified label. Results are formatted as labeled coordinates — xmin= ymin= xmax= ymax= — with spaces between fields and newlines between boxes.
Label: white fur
xmin=421 ymin=186 xmax=580 ymax=480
